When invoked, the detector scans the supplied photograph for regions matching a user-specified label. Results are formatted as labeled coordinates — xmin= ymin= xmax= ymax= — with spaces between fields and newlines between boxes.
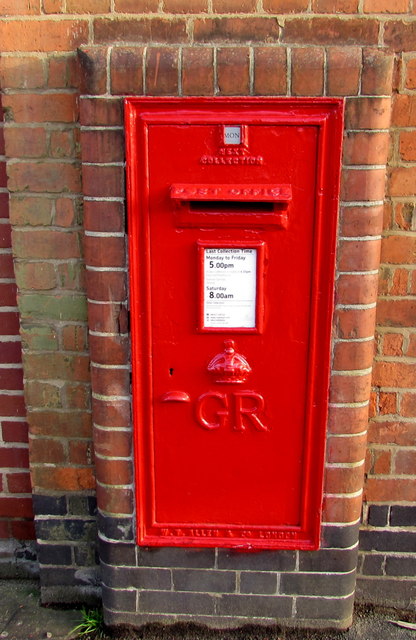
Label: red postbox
xmin=125 ymin=98 xmax=343 ymax=550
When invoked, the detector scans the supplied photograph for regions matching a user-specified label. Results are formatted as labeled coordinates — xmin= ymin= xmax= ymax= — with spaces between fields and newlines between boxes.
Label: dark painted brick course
xmin=321 ymin=523 xmax=360 ymax=549
xmin=36 ymin=519 xmax=97 ymax=542
xmin=139 ymin=590 xmax=215 ymax=615
xmin=299 ymin=547 xmax=358 ymax=573
xmin=280 ymin=571 xmax=356 ymax=597
xmin=359 ymin=530 xmax=416 ymax=552
xmin=217 ymin=549 xmax=296 ymax=571
xmin=218 ymin=594 xmax=293 ymax=618
xmin=368 ymin=505 xmax=389 ymax=527
xmin=68 ymin=495 xmax=97 ymax=516
xmin=99 ymin=540 xmax=137 ymax=566
xmin=172 ymin=569 xmax=236 ymax=593
xmin=74 ymin=543 xmax=99 ymax=566
xmin=390 ymin=506 xmax=416 ymax=527
xmin=356 ymin=577 xmax=416 ymax=609
xmin=137 ymin=547 xmax=215 ymax=568
xmin=102 ymin=564 xmax=172 ymax=590
xmin=102 ymin=584 xmax=136 ymax=612
xmin=38 ymin=544 xmax=72 ymax=565
xmin=385 ymin=556 xmax=416 ymax=577
xmin=296 ymin=594 xmax=354 ymax=621
xmin=239 ymin=571 xmax=277 ymax=594
xmin=32 ymin=494 xmax=67 ymax=516
xmin=360 ymin=554 xmax=384 ymax=576
xmin=98 ymin=513 xmax=134 ymax=541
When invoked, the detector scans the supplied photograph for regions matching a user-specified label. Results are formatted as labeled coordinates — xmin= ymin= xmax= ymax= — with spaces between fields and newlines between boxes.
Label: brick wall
xmin=0 ymin=0 xmax=414 ymax=628
xmin=0 ymin=99 xmax=34 ymax=550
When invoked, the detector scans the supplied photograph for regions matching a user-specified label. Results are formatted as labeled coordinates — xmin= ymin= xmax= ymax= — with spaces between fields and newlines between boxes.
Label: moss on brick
xmin=19 ymin=294 xmax=87 ymax=321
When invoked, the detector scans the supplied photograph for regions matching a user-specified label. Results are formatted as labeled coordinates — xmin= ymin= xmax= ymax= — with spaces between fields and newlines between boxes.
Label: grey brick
xmin=139 ymin=590 xmax=215 ymax=615
xmin=38 ymin=544 xmax=72 ymax=566
xmin=137 ymin=547 xmax=215 ymax=568
xmin=218 ymin=594 xmax=292 ymax=618
xmin=368 ymin=505 xmax=389 ymax=527
xmin=321 ymin=523 xmax=360 ymax=549
xmin=385 ymin=556 xmax=416 ymax=577
xmin=36 ymin=519 xmax=96 ymax=542
xmin=173 ymin=569 xmax=236 ymax=593
xmin=102 ymin=584 xmax=136 ymax=612
xmin=360 ymin=553 xmax=384 ymax=576
xmin=68 ymin=495 xmax=97 ymax=516
xmin=359 ymin=530 xmax=416 ymax=552
xmin=240 ymin=571 xmax=277 ymax=594
xmin=280 ymin=571 xmax=356 ymax=597
xmin=99 ymin=539 xmax=136 ymax=566
xmin=390 ymin=505 xmax=416 ymax=527
xmin=32 ymin=495 xmax=67 ymax=516
xmin=356 ymin=577 xmax=416 ymax=609
xmin=97 ymin=513 xmax=134 ymax=541
xmin=74 ymin=542 xmax=98 ymax=566
xmin=217 ymin=549 xmax=296 ymax=571
xmin=102 ymin=564 xmax=171 ymax=590
xmin=296 ymin=593 xmax=354 ymax=621
xmin=299 ymin=547 xmax=358 ymax=573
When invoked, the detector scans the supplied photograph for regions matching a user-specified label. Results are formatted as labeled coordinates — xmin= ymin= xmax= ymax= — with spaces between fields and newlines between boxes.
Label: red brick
xmin=84 ymin=236 xmax=126 ymax=268
xmin=95 ymin=483 xmax=133 ymax=515
xmin=404 ymin=56 xmax=416 ymax=89
xmin=337 ymin=273 xmax=378 ymax=306
xmin=367 ymin=420 xmax=416 ymax=446
xmin=25 ymin=380 xmax=62 ymax=410
xmin=341 ymin=168 xmax=386 ymax=202
xmin=362 ymin=49 xmax=394 ymax=96
xmin=166 ymin=0 xmax=207 ymax=10
xmin=327 ymin=47 xmax=361 ymax=96
xmin=364 ymin=0 xmax=409 ymax=11
xmin=7 ymin=472 xmax=31 ymax=493
xmin=145 ymin=47 xmax=179 ymax=95
xmin=217 ymin=47 xmax=249 ymax=95
xmin=31 ymin=466 xmax=95 ymax=491
xmin=81 ymin=130 xmax=124 ymax=164
xmin=182 ymin=48 xmax=214 ymax=96
xmin=253 ymin=47 xmax=287 ymax=96
xmin=0 ymin=446 xmax=29 ymax=468
xmin=91 ymin=365 xmax=129 ymax=397
xmin=0 ymin=255 xmax=14 ymax=281
xmin=291 ymin=47 xmax=324 ymax=97
xmin=61 ymin=325 xmax=88 ymax=352
xmin=333 ymin=340 xmax=375 ymax=371
xmin=401 ymin=393 xmax=416 ymax=416
xmin=50 ymin=130 xmax=76 ymax=159
xmin=0 ymin=282 xmax=17 ymax=307
xmin=0 ymin=0 xmax=40 ymax=14
xmin=23 ymin=353 xmax=90 ymax=382
xmin=345 ymin=97 xmax=391 ymax=130
xmin=326 ymin=465 xmax=365 ymax=494
xmin=82 ymin=165 xmax=123 ymax=198
xmin=0 ymin=342 xmax=23 ymax=364
xmin=67 ymin=0 xmax=110 ymax=11
xmin=390 ymin=268 xmax=409 ymax=295
xmin=89 ymin=334 xmax=129 ymax=366
xmin=372 ymin=449 xmax=391 ymax=474
xmin=13 ymin=229 xmax=80 ymax=259
xmin=8 ymin=161 xmax=80 ymax=194
xmin=94 ymin=426 xmax=131 ymax=459
xmin=0 ymin=193 xmax=9 ymax=220
xmin=343 ymin=131 xmax=389 ymax=166
xmin=88 ymin=301 xmax=128 ymax=333
xmin=407 ymin=333 xmax=416 ymax=355
xmin=365 ymin=478 xmax=416 ymax=502
xmin=109 ymin=47 xmax=144 ymax=96
xmin=0 ymin=368 xmax=23 ymax=391
xmin=373 ymin=361 xmax=416 ymax=388
xmin=0 ymin=497 xmax=33 ymax=518
xmin=0 ymin=312 xmax=20 ymax=335
xmin=94 ymin=18 xmax=187 ymax=44
xmin=29 ymin=410 xmax=92 ymax=438
xmin=83 ymin=200 xmax=124 ymax=233
xmin=9 ymin=196 xmax=51 ymax=226
xmin=48 ymin=55 xmax=78 ymax=89
xmin=54 ymin=197 xmax=79 ymax=227
xmin=0 ymin=394 xmax=26 ymax=417
xmin=0 ymin=20 xmax=89 ymax=53
xmin=390 ymin=165 xmax=416 ymax=197
xmin=382 ymin=332 xmax=404 ymax=355
xmin=384 ymin=20 xmax=416 ymax=52
xmin=95 ymin=456 xmax=132 ymax=486
xmin=2 ymin=422 xmax=29 ymax=444
xmin=330 ymin=373 xmax=372 ymax=404
xmin=335 ymin=306 xmax=377 ymax=340
xmin=263 ymin=0 xmax=308 ymax=10
xmin=5 ymin=127 xmax=47 ymax=158
xmin=3 ymin=93 xmax=77 ymax=124
xmin=114 ymin=0 xmax=159 ymax=11
xmin=42 ymin=0 xmax=64 ymax=13
xmin=380 ymin=235 xmax=416 ymax=264
xmin=323 ymin=494 xmax=363 ymax=523
xmin=68 ymin=439 xmax=93 ymax=464
xmin=11 ymin=519 xmax=35 ymax=539
xmin=399 ymin=130 xmax=416 ymax=162
xmin=194 ymin=17 xmax=280 ymax=43
xmin=378 ymin=391 xmax=397 ymax=415
xmin=0 ymin=226 xmax=12 ymax=249
xmin=338 ymin=239 xmax=381 ymax=271
xmin=78 ymin=46 xmax=108 ymax=95
xmin=92 ymin=396 xmax=130 ymax=428
xmin=312 ymin=0 xmax=358 ymax=9
xmin=282 ymin=18 xmax=379 ymax=46
xmin=80 ymin=97 xmax=123 ymax=126
xmin=0 ymin=56 xmax=45 ymax=89
xmin=327 ymin=433 xmax=368 ymax=464
xmin=376 ymin=299 xmax=416 ymax=327
xmin=86 ymin=271 xmax=126 ymax=303
xmin=14 ymin=262 xmax=56 ymax=291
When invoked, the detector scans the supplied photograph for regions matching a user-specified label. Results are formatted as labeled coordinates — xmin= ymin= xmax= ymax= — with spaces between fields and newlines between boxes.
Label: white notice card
xmin=203 ymin=248 xmax=257 ymax=328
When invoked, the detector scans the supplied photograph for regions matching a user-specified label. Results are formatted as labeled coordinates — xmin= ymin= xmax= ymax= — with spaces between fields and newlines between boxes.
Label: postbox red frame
xmin=125 ymin=98 xmax=344 ymax=550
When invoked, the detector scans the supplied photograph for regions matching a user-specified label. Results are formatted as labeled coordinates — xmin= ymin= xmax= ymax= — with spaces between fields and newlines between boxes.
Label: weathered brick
xmin=0 ymin=497 xmax=33 ymax=518
xmin=327 ymin=47 xmax=361 ymax=96
xmin=343 ymin=131 xmax=389 ymax=166
xmin=102 ymin=565 xmax=170 ymax=589
xmin=264 ymin=0 xmax=308 ymax=10
xmin=254 ymin=47 xmax=287 ymax=95
xmin=146 ymin=47 xmax=179 ymax=95
xmin=29 ymin=438 xmax=65 ymax=463
xmin=67 ymin=0 xmax=111 ymax=12
xmin=31 ymin=467 xmax=95 ymax=491
xmin=23 ymin=352 xmax=89 ymax=381
xmin=217 ymin=549 xmax=296 ymax=571
xmin=82 ymin=165 xmax=123 ymax=198
xmin=362 ymin=49 xmax=394 ymax=95
xmin=240 ymin=572 xmax=277 ymax=594
xmin=110 ymin=47 xmax=144 ymax=96
xmin=365 ymin=478 xmax=416 ymax=502
xmin=173 ymin=569 xmax=236 ymax=593
xmin=94 ymin=18 xmax=187 ymax=45
xmin=194 ymin=17 xmax=280 ymax=43
xmin=92 ymin=396 xmax=130 ymax=428
xmin=217 ymin=48 xmax=249 ymax=95
xmin=280 ymin=571 xmax=356 ymax=596
xmin=9 ymin=196 xmax=52 ymax=226
xmin=282 ymin=18 xmax=379 ymax=46
xmin=14 ymin=262 xmax=56 ymax=290
xmin=5 ymin=127 xmax=47 ymax=158
xmin=80 ymin=97 xmax=123 ymax=126
xmin=218 ymin=594 xmax=292 ymax=618
xmin=168 ymin=0 xmax=207 ymax=10
xmin=29 ymin=411 xmax=92 ymax=438
xmin=83 ymin=201 xmax=124 ymax=233
xmin=333 ymin=339 xmax=375 ymax=371
xmin=78 ymin=46 xmax=108 ymax=95
xmin=114 ymin=0 xmax=158 ymax=10
xmin=94 ymin=426 xmax=131 ymax=459
xmin=0 ymin=56 xmax=45 ymax=89
xmin=364 ymin=0 xmax=409 ymax=11
xmin=341 ymin=168 xmax=386 ymax=202
xmin=91 ymin=366 xmax=129 ymax=397
xmin=291 ymin=47 xmax=324 ymax=96
xmin=8 ymin=162 xmax=81 ymax=194
xmin=384 ymin=20 xmax=416 ymax=52
xmin=3 ymin=93 xmax=77 ymax=123
xmin=50 ymin=130 xmax=76 ymax=159
xmin=312 ymin=0 xmax=358 ymax=10
xmin=182 ymin=48 xmax=214 ymax=96
xmin=345 ymin=97 xmax=391 ymax=130
xmin=96 ymin=483 xmax=133 ymax=515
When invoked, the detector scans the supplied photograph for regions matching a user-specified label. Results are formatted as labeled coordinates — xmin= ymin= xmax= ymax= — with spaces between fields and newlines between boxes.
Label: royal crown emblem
xmin=207 ymin=340 xmax=251 ymax=384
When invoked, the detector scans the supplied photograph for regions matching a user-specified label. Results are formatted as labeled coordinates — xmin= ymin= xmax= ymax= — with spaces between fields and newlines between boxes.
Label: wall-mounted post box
xmin=125 ymin=98 xmax=343 ymax=550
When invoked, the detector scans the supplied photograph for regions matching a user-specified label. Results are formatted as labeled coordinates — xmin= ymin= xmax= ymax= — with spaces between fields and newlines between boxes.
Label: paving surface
xmin=0 ymin=579 xmax=415 ymax=640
